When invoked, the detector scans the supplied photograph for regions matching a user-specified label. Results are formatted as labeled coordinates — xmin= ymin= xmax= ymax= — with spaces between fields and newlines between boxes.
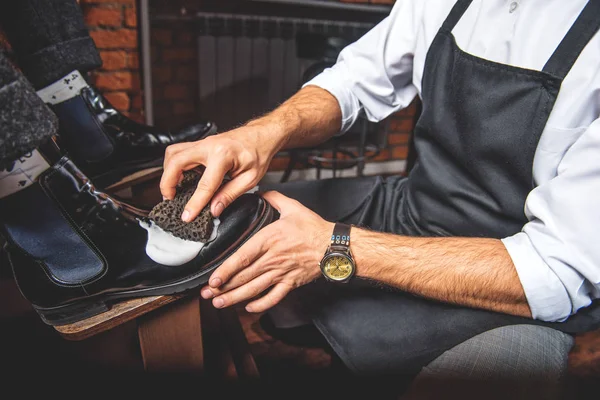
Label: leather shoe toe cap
xmin=172 ymin=121 xmax=217 ymax=143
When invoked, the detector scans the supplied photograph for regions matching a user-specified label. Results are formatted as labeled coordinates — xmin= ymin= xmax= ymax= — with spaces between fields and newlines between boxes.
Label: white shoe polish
xmin=139 ymin=218 xmax=220 ymax=266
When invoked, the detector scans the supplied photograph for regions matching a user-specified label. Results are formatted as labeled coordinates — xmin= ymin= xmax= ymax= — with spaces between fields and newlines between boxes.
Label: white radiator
xmin=195 ymin=12 xmax=374 ymax=131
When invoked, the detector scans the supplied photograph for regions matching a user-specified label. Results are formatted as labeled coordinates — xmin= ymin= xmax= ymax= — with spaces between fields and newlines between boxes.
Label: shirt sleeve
xmin=502 ymin=117 xmax=600 ymax=322
xmin=303 ymin=0 xmax=421 ymax=133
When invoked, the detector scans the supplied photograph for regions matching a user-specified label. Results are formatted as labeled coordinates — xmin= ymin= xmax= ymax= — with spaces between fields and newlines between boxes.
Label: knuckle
xmin=216 ymin=265 xmax=231 ymax=281
xmin=265 ymin=298 xmax=279 ymax=310
xmin=219 ymin=191 xmax=235 ymax=206
xmin=164 ymin=145 xmax=176 ymax=158
xmin=203 ymin=136 xmax=216 ymax=146
xmin=278 ymin=285 xmax=291 ymax=299
xmin=256 ymin=256 xmax=269 ymax=272
xmin=271 ymin=224 xmax=284 ymax=239
xmin=257 ymin=236 xmax=269 ymax=255
xmin=166 ymin=153 xmax=183 ymax=169
xmin=213 ymin=143 xmax=228 ymax=156
xmin=159 ymin=179 xmax=174 ymax=192
xmin=238 ymin=252 xmax=251 ymax=268
xmin=235 ymin=272 xmax=246 ymax=285
xmin=238 ymin=271 xmax=253 ymax=285
xmin=195 ymin=180 xmax=212 ymax=193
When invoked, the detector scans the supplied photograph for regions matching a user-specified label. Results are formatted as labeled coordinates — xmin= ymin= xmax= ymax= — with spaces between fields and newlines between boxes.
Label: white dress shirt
xmin=305 ymin=0 xmax=600 ymax=322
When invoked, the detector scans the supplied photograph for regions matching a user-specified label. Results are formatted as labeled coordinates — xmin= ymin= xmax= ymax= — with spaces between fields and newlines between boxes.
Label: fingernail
xmin=245 ymin=305 xmax=253 ymax=312
xmin=201 ymin=288 xmax=213 ymax=299
xmin=210 ymin=277 xmax=222 ymax=288
xmin=214 ymin=298 xmax=224 ymax=308
xmin=214 ymin=202 xmax=224 ymax=217
xmin=181 ymin=210 xmax=190 ymax=222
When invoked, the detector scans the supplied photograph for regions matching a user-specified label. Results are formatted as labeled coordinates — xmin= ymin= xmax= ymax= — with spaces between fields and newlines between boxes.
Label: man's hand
xmin=159 ymin=86 xmax=342 ymax=222
xmin=160 ymin=125 xmax=278 ymax=221
xmin=200 ymin=191 xmax=333 ymax=313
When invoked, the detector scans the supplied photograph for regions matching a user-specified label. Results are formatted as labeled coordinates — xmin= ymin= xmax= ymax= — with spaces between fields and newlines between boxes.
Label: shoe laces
xmin=71 ymin=181 xmax=132 ymax=229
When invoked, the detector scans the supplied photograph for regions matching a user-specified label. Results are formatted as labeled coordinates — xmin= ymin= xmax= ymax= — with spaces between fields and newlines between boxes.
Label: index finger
xmin=160 ymin=145 xmax=208 ymax=200
xmin=208 ymin=226 xmax=270 ymax=288
xmin=181 ymin=161 xmax=231 ymax=222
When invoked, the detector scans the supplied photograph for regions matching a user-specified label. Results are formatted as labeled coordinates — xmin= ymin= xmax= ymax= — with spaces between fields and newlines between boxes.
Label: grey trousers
xmin=268 ymin=288 xmax=575 ymax=398
xmin=402 ymin=324 xmax=574 ymax=400
xmin=0 ymin=51 xmax=57 ymax=165
xmin=0 ymin=0 xmax=101 ymax=164
xmin=0 ymin=0 xmax=101 ymax=89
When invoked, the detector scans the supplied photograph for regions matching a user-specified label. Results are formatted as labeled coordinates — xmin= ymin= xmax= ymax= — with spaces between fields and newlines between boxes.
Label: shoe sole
xmin=32 ymin=198 xmax=277 ymax=326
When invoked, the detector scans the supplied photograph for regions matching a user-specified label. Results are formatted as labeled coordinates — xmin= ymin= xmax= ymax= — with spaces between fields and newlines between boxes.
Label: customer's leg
xmin=0 ymin=50 xmax=56 ymax=166
xmin=401 ymin=324 xmax=574 ymax=400
xmin=0 ymin=0 xmax=101 ymax=89
xmin=0 ymin=0 xmax=216 ymax=187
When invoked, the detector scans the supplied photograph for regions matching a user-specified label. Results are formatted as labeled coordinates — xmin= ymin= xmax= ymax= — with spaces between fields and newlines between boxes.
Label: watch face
xmin=322 ymin=254 xmax=354 ymax=282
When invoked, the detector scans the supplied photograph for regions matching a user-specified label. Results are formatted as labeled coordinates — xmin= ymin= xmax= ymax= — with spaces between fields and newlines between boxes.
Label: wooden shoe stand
xmin=52 ymin=168 xmax=260 ymax=381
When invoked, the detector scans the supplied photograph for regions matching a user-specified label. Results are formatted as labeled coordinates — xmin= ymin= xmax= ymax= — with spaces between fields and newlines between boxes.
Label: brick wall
xmin=84 ymin=0 xmax=416 ymax=174
xmin=150 ymin=20 xmax=202 ymax=133
xmin=0 ymin=1 xmax=412 ymax=174
xmin=80 ymin=0 xmax=144 ymax=123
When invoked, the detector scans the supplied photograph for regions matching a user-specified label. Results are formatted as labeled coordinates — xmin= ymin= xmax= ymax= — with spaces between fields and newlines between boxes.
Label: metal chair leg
xmin=280 ymin=151 xmax=298 ymax=183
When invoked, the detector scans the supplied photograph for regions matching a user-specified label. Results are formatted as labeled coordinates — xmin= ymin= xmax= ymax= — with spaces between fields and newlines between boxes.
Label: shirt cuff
xmin=501 ymin=232 xmax=573 ymax=322
xmin=302 ymin=64 xmax=362 ymax=134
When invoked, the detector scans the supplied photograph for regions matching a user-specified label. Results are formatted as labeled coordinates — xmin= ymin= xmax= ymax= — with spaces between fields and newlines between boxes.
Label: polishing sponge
xmin=140 ymin=170 xmax=220 ymax=266
xmin=149 ymin=185 xmax=213 ymax=242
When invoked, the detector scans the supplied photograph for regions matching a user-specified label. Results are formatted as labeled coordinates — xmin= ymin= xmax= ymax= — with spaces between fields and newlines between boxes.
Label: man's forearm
xmin=245 ymin=85 xmax=342 ymax=154
xmin=352 ymin=228 xmax=533 ymax=318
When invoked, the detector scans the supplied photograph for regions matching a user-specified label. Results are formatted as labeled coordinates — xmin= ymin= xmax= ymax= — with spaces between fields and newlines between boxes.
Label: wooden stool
xmin=54 ymin=294 xmax=259 ymax=380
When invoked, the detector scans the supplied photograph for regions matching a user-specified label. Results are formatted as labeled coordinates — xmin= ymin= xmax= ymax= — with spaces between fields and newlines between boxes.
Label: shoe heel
xmin=33 ymin=300 xmax=110 ymax=326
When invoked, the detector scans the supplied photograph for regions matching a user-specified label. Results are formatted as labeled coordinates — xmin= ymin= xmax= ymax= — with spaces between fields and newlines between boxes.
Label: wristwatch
xmin=319 ymin=222 xmax=356 ymax=283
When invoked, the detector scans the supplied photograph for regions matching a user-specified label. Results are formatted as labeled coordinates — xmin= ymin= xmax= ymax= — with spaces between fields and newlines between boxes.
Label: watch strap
xmin=330 ymin=222 xmax=351 ymax=252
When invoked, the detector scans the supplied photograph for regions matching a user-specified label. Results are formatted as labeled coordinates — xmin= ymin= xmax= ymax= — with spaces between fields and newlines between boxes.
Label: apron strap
xmin=543 ymin=0 xmax=600 ymax=79
xmin=440 ymin=0 xmax=474 ymax=33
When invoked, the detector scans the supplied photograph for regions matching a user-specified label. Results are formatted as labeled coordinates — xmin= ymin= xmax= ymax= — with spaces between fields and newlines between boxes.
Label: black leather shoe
xmin=50 ymin=86 xmax=217 ymax=188
xmin=0 ymin=157 xmax=278 ymax=326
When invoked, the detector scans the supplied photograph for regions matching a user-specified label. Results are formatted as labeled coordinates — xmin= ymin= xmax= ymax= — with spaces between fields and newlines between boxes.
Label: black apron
xmin=261 ymin=0 xmax=600 ymax=375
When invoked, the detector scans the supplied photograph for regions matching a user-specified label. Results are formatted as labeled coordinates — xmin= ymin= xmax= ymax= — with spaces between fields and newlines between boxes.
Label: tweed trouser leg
xmin=402 ymin=324 xmax=574 ymax=400
xmin=0 ymin=51 xmax=57 ymax=164
xmin=0 ymin=0 xmax=101 ymax=89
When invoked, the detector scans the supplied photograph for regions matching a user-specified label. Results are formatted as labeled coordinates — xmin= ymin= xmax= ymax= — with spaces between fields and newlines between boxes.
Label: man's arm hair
xmin=353 ymin=228 xmax=533 ymax=318
xmin=245 ymin=85 xmax=343 ymax=153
